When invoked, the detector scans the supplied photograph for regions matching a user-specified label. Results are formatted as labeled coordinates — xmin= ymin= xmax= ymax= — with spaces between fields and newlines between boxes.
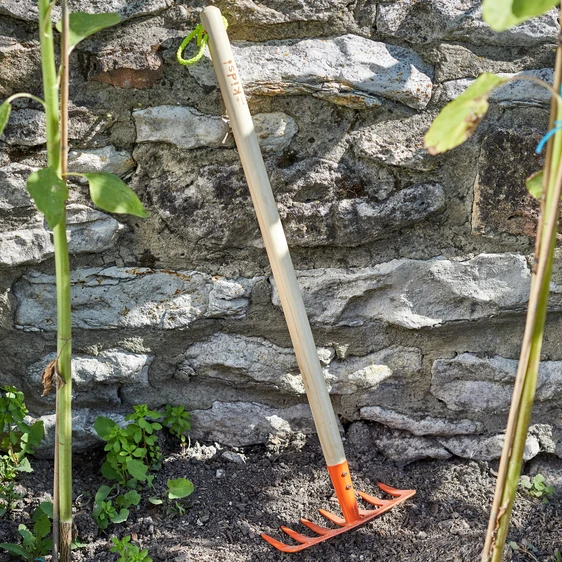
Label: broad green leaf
xmin=95 ymin=485 xmax=113 ymax=504
xmin=424 ymin=73 xmax=508 ymax=155
xmin=149 ymin=496 xmax=163 ymax=505
xmin=83 ymin=172 xmax=148 ymax=217
xmin=0 ymin=101 xmax=11 ymax=137
xmin=56 ymin=12 xmax=121 ymax=50
xmin=38 ymin=501 xmax=53 ymax=519
xmin=33 ymin=513 xmax=51 ymax=540
xmin=111 ymin=508 xmax=129 ymax=524
xmin=14 ymin=457 xmax=32 ymax=473
xmin=526 ymin=171 xmax=544 ymax=199
xmin=167 ymin=477 xmax=194 ymax=500
xmin=483 ymin=0 xmax=559 ymax=32
xmin=94 ymin=416 xmax=117 ymax=439
xmin=26 ymin=167 xmax=68 ymax=229
xmin=126 ymin=459 xmax=148 ymax=482
xmin=0 ymin=543 xmax=30 ymax=559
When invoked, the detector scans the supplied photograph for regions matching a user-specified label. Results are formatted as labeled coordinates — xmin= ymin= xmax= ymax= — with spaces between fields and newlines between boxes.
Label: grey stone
xmin=431 ymin=354 xmax=562 ymax=413
xmin=189 ymin=35 xmax=433 ymax=110
xmin=68 ymin=146 xmax=135 ymax=177
xmin=189 ymin=401 xmax=319 ymax=447
xmin=27 ymin=350 xmax=152 ymax=406
xmin=438 ymin=433 xmax=540 ymax=461
xmin=360 ymin=406 xmax=483 ymax=436
xmin=134 ymin=106 xmax=229 ymax=150
xmin=0 ymin=34 xmax=41 ymax=98
xmin=0 ymin=0 xmax=172 ymax=22
xmin=527 ymin=455 xmax=562 ymax=496
xmin=352 ymin=113 xmax=437 ymax=171
xmin=14 ymin=268 xmax=261 ymax=330
xmin=442 ymin=69 xmax=553 ymax=107
xmin=0 ymin=205 xmax=123 ymax=267
xmin=272 ymin=254 xmax=531 ymax=329
xmin=1 ymin=109 xmax=46 ymax=146
xmin=377 ymin=1 xmax=558 ymax=46
xmin=0 ymin=163 xmax=35 ymax=213
xmin=184 ymin=333 xmax=419 ymax=397
xmin=281 ymin=184 xmax=446 ymax=247
xmin=34 ymin=409 xmax=127 ymax=458
xmin=221 ymin=450 xmax=247 ymax=464
xmin=253 ymin=113 xmax=298 ymax=153
xmin=370 ymin=425 xmax=452 ymax=464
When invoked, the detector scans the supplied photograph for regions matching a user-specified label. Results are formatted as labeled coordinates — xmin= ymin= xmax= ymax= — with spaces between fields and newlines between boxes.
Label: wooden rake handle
xmin=200 ymin=6 xmax=345 ymax=467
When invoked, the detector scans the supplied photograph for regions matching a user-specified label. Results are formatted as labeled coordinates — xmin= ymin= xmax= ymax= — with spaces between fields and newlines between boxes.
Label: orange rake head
xmin=261 ymin=461 xmax=416 ymax=553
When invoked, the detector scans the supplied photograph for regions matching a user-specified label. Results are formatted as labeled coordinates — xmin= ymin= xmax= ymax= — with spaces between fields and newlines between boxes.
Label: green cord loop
xmin=177 ymin=16 xmax=228 ymax=66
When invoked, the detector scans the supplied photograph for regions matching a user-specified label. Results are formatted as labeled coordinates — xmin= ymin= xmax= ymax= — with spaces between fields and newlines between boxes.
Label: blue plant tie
xmin=536 ymin=119 xmax=562 ymax=154
xmin=177 ymin=17 xmax=229 ymax=66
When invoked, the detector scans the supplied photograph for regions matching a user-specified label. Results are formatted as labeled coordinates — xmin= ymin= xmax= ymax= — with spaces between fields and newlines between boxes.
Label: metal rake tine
xmin=300 ymin=518 xmax=331 ymax=535
xmin=377 ymin=482 xmax=414 ymax=497
xmin=318 ymin=508 xmax=346 ymax=526
xmin=281 ymin=526 xmax=313 ymax=544
xmin=357 ymin=490 xmax=394 ymax=507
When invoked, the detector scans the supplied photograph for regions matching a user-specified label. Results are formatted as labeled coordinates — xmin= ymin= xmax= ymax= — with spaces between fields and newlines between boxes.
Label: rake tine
xmin=261 ymin=533 xmax=298 ymax=552
xmin=357 ymin=491 xmax=394 ymax=507
xmin=377 ymin=482 xmax=413 ymax=496
xmin=300 ymin=518 xmax=331 ymax=535
xmin=318 ymin=508 xmax=346 ymax=526
xmin=281 ymin=526 xmax=313 ymax=544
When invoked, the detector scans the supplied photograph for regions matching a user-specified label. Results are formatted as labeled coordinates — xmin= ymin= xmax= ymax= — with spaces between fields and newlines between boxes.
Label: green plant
xmin=509 ymin=539 xmax=539 ymax=562
xmin=110 ymin=536 xmax=152 ymax=562
xmin=425 ymin=2 xmax=562 ymax=561
xmin=94 ymin=406 xmax=164 ymax=488
xmin=0 ymin=3 xmax=147 ymax=559
xmin=0 ymin=503 xmax=52 ymax=561
xmin=552 ymin=550 xmax=562 ymax=562
xmin=520 ymin=474 xmax=556 ymax=502
xmin=0 ymin=481 xmax=24 ymax=518
xmin=162 ymin=405 xmax=191 ymax=450
xmin=148 ymin=477 xmax=194 ymax=516
xmin=92 ymin=486 xmax=140 ymax=531
xmin=0 ymin=386 xmax=44 ymax=469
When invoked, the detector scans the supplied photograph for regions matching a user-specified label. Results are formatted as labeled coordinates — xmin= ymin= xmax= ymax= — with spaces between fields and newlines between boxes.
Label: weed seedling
xmin=92 ymin=486 xmax=140 ymax=531
xmin=0 ymin=503 xmax=53 ymax=561
xmin=148 ymin=477 xmax=194 ymax=516
xmin=162 ymin=405 xmax=191 ymax=451
xmin=520 ymin=474 xmax=556 ymax=503
xmin=110 ymin=535 xmax=152 ymax=562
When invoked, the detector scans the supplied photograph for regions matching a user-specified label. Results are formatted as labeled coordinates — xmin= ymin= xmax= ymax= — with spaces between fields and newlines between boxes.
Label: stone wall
xmin=1 ymin=0 xmax=561 ymax=464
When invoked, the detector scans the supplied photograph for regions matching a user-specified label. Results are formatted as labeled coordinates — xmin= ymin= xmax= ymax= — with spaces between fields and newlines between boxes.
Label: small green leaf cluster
xmin=110 ymin=535 xmax=152 ymax=562
xmin=0 ymin=502 xmax=52 ymax=561
xmin=93 ymin=486 xmax=141 ymax=531
xmin=0 ymin=386 xmax=44 ymax=517
xmin=162 ymin=404 xmax=191 ymax=446
xmin=520 ymin=473 xmax=556 ymax=502
xmin=0 ymin=386 xmax=44 ymax=467
xmin=148 ymin=477 xmax=194 ymax=513
xmin=94 ymin=405 xmax=164 ymax=488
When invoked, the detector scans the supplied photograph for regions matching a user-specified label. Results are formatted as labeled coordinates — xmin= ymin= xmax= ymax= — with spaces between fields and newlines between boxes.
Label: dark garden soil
xmin=1 ymin=423 xmax=561 ymax=562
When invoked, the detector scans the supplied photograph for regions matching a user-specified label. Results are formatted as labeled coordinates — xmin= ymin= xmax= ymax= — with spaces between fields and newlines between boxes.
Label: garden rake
xmin=199 ymin=7 xmax=416 ymax=552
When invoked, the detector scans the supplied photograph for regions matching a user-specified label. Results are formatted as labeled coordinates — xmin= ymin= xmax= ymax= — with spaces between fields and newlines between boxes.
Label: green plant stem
xmin=483 ymin=65 xmax=562 ymax=562
xmin=37 ymin=1 xmax=72 ymax=560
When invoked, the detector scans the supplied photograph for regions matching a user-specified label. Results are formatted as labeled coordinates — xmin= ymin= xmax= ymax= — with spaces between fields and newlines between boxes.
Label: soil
xmin=1 ymin=423 xmax=561 ymax=562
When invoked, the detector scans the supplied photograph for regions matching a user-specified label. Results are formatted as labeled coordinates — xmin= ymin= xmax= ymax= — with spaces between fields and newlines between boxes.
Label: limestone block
xmin=431 ymin=353 xmax=562 ymax=413
xmin=68 ymin=146 xmax=135 ymax=177
xmin=272 ymin=254 xmax=531 ymax=328
xmin=473 ymin=130 xmax=548 ymax=238
xmin=0 ymin=0 xmax=172 ymax=22
xmin=188 ymin=35 xmax=433 ymax=110
xmin=27 ymin=350 xmax=152 ymax=407
xmin=253 ymin=113 xmax=298 ymax=153
xmin=438 ymin=433 xmax=540 ymax=461
xmin=282 ymin=184 xmax=445 ymax=246
xmin=1 ymin=109 xmax=46 ymax=146
xmin=134 ymin=106 xmax=229 ymax=149
xmin=189 ymin=401 xmax=320 ymax=447
xmin=360 ymin=406 xmax=483 ymax=436
xmin=442 ymin=69 xmax=553 ymax=107
xmin=14 ymin=268 xmax=260 ymax=330
xmin=352 ymin=113 xmax=437 ymax=171
xmin=377 ymin=1 xmax=558 ymax=46
xmin=0 ymin=205 xmax=123 ymax=267
xmin=0 ymin=163 xmax=35 ymax=213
